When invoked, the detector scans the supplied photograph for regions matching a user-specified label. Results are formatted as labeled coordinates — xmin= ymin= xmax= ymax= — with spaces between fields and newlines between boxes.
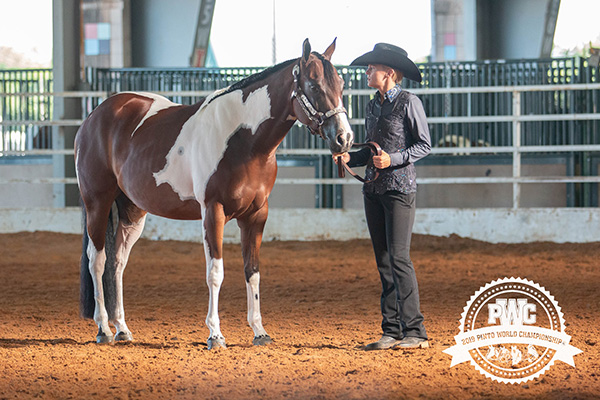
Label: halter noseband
xmin=291 ymin=64 xmax=347 ymax=139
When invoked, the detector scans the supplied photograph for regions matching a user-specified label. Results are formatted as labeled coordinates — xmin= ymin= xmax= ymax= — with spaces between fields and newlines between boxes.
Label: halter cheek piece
xmin=291 ymin=64 xmax=348 ymax=139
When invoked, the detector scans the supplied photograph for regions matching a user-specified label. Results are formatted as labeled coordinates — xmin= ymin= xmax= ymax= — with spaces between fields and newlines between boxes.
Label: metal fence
xmin=84 ymin=57 xmax=600 ymax=149
xmin=3 ymin=57 xmax=599 ymax=152
xmin=0 ymin=69 xmax=53 ymax=154
xmin=1 ymin=56 xmax=600 ymax=208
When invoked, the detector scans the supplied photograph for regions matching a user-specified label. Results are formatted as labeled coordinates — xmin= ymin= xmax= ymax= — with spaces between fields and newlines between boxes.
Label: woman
xmin=337 ymin=43 xmax=431 ymax=350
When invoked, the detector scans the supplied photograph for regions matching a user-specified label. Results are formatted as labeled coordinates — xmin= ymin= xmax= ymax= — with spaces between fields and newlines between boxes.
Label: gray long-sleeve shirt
xmin=348 ymin=85 xmax=431 ymax=194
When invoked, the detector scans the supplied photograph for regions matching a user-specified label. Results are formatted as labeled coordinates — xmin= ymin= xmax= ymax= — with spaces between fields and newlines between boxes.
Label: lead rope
xmin=337 ymin=141 xmax=382 ymax=184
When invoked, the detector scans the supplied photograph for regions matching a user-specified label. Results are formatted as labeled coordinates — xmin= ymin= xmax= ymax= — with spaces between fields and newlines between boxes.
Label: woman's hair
xmin=392 ymin=68 xmax=404 ymax=83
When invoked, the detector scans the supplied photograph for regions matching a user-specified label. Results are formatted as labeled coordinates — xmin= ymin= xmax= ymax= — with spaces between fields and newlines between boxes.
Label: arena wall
xmin=0 ymin=207 xmax=598 ymax=244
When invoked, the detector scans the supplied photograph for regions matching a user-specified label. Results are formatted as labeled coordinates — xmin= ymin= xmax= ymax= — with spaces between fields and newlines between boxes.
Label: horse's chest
xmin=208 ymin=158 xmax=276 ymax=216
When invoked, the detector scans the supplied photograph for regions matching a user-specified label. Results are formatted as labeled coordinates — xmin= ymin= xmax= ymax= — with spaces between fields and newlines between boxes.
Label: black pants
xmin=363 ymin=190 xmax=427 ymax=340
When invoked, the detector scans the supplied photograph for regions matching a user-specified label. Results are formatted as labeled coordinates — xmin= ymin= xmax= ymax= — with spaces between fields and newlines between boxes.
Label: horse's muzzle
xmin=325 ymin=115 xmax=354 ymax=154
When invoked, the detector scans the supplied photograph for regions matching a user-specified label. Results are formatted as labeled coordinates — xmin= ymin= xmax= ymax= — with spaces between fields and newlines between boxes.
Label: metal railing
xmin=1 ymin=83 xmax=600 ymax=208
xmin=2 ymin=56 xmax=600 ymax=208
xmin=78 ymin=58 xmax=600 ymax=151
xmin=0 ymin=69 xmax=53 ymax=153
xmin=3 ymin=58 xmax=600 ymax=152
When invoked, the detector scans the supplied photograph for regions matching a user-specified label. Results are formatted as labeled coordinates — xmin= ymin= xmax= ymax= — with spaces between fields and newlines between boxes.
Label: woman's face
xmin=366 ymin=64 xmax=391 ymax=91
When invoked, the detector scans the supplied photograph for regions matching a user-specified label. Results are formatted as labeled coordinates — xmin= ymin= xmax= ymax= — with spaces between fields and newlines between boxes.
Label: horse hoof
xmin=253 ymin=334 xmax=273 ymax=346
xmin=115 ymin=331 xmax=133 ymax=342
xmin=96 ymin=333 xmax=114 ymax=344
xmin=207 ymin=337 xmax=227 ymax=350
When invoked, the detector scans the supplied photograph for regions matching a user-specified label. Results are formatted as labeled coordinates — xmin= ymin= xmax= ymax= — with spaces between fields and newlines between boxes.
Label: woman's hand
xmin=333 ymin=153 xmax=350 ymax=164
xmin=372 ymin=151 xmax=391 ymax=169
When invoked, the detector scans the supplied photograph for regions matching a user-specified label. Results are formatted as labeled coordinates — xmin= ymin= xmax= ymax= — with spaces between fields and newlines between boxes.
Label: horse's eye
xmin=309 ymin=83 xmax=319 ymax=93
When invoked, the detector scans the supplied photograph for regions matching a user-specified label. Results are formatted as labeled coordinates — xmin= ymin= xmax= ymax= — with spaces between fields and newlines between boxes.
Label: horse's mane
xmin=208 ymin=58 xmax=297 ymax=104
xmin=208 ymin=52 xmax=337 ymax=104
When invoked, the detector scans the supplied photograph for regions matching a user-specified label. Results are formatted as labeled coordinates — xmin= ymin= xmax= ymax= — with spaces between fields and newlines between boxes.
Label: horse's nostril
xmin=336 ymin=131 xmax=349 ymax=146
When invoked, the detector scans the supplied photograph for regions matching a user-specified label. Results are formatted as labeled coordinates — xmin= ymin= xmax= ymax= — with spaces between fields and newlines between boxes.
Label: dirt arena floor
xmin=0 ymin=231 xmax=598 ymax=399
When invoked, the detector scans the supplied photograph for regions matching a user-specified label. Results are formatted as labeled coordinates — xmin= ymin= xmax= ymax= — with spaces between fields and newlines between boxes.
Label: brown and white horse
xmin=75 ymin=39 xmax=353 ymax=349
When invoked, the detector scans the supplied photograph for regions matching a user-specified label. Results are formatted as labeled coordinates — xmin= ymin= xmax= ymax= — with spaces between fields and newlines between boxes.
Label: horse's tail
xmin=80 ymin=202 xmax=118 ymax=320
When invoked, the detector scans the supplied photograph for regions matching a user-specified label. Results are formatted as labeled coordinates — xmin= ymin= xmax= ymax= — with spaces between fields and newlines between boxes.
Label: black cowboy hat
xmin=350 ymin=43 xmax=422 ymax=83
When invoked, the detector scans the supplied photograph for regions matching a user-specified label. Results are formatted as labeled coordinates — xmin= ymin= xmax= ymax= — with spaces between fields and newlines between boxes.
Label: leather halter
xmin=291 ymin=64 xmax=348 ymax=139
xmin=290 ymin=62 xmax=380 ymax=183
xmin=337 ymin=141 xmax=382 ymax=184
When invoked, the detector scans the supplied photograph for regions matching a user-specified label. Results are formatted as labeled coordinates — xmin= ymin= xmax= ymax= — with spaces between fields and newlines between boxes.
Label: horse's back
xmin=77 ymin=92 xmax=181 ymax=144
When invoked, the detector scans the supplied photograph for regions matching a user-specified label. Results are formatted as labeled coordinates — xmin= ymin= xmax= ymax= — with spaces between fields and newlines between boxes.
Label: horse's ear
xmin=302 ymin=39 xmax=311 ymax=63
xmin=323 ymin=38 xmax=337 ymax=61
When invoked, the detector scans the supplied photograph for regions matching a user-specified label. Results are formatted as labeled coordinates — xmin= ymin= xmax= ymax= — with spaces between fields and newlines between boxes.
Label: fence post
xmin=512 ymin=91 xmax=521 ymax=209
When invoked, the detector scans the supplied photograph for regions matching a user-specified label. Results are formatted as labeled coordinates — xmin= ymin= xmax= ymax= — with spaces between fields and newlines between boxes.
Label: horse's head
xmin=291 ymin=39 xmax=354 ymax=155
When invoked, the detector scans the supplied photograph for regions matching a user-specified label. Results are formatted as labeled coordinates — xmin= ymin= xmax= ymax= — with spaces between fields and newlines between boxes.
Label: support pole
xmin=512 ymin=91 xmax=521 ymax=209
xmin=52 ymin=0 xmax=82 ymax=207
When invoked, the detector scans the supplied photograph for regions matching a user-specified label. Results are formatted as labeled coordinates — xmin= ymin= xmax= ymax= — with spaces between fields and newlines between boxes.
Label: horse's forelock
xmin=310 ymin=52 xmax=339 ymax=88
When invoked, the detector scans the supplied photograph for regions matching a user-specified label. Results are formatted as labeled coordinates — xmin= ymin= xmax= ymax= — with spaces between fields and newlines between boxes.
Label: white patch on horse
xmin=246 ymin=272 xmax=268 ymax=338
xmin=112 ymin=215 xmax=147 ymax=338
xmin=205 ymin=255 xmax=225 ymax=340
xmin=200 ymin=212 xmax=225 ymax=342
xmin=153 ymin=85 xmax=272 ymax=204
xmin=126 ymin=92 xmax=178 ymax=137
xmin=337 ymin=98 xmax=352 ymax=133
xmin=74 ymin=147 xmax=81 ymax=189
xmin=86 ymin=239 xmax=112 ymax=338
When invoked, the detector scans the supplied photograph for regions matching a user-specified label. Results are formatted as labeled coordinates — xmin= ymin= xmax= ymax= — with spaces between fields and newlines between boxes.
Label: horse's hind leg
xmin=238 ymin=206 xmax=272 ymax=346
xmin=84 ymin=195 xmax=118 ymax=343
xmin=112 ymin=195 xmax=147 ymax=341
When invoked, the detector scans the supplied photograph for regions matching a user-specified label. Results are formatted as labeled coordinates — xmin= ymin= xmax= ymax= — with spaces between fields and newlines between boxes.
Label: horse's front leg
xmin=238 ymin=206 xmax=273 ymax=346
xmin=202 ymin=203 xmax=227 ymax=350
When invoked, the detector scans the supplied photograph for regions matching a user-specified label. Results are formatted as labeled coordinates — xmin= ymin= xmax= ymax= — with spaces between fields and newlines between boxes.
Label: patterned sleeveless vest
xmin=363 ymin=90 xmax=418 ymax=194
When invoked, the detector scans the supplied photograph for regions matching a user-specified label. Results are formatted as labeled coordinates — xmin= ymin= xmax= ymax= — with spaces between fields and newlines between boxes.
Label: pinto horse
xmin=75 ymin=39 xmax=353 ymax=349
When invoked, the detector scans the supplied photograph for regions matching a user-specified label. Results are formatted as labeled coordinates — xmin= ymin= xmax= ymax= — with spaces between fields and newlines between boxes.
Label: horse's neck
xmin=180 ymin=63 xmax=297 ymax=162
xmin=209 ymin=66 xmax=296 ymax=155
xmin=255 ymin=65 xmax=297 ymax=153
